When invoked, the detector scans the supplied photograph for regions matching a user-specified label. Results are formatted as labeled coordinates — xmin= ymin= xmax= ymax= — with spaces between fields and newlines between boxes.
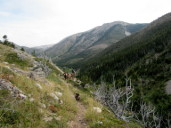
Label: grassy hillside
xmin=79 ymin=13 xmax=171 ymax=127
xmin=0 ymin=43 xmax=140 ymax=128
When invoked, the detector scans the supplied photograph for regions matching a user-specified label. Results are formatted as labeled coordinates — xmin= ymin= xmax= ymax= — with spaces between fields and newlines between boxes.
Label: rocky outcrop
xmin=11 ymin=61 xmax=51 ymax=80
xmin=0 ymin=78 xmax=27 ymax=99
xmin=31 ymin=60 xmax=52 ymax=78
xmin=14 ymin=49 xmax=34 ymax=60
xmin=13 ymin=48 xmax=52 ymax=78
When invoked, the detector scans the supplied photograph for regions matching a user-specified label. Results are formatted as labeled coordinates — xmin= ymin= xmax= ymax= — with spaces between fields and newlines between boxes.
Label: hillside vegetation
xmin=79 ymin=13 xmax=171 ymax=127
xmin=0 ymin=43 xmax=140 ymax=128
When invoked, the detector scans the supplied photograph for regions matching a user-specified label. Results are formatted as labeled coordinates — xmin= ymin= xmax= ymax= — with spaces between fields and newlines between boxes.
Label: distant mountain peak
xmin=45 ymin=21 xmax=147 ymax=67
xmin=32 ymin=44 xmax=54 ymax=50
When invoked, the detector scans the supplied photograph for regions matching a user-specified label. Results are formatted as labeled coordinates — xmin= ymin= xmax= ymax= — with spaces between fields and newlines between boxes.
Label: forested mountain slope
xmin=80 ymin=12 xmax=171 ymax=81
xmin=45 ymin=22 xmax=147 ymax=68
xmin=79 ymin=12 xmax=171 ymax=127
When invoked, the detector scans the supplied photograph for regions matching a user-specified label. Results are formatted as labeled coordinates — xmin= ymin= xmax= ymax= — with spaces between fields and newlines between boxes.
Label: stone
xmin=54 ymin=116 xmax=62 ymax=121
xmin=3 ymin=62 xmax=9 ymax=65
xmin=39 ymin=103 xmax=46 ymax=108
xmin=93 ymin=107 xmax=102 ymax=113
xmin=55 ymin=92 xmax=62 ymax=97
xmin=35 ymin=83 xmax=42 ymax=89
xmin=43 ymin=116 xmax=53 ymax=122
xmin=50 ymin=93 xmax=59 ymax=101
xmin=18 ymin=93 xmax=27 ymax=99
xmin=29 ymin=98 xmax=34 ymax=102
xmin=97 ymin=121 xmax=103 ymax=125
xmin=59 ymin=99 xmax=63 ymax=104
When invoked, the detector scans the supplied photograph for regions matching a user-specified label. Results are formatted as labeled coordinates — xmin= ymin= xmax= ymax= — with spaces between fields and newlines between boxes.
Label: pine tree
xmin=21 ymin=47 xmax=25 ymax=51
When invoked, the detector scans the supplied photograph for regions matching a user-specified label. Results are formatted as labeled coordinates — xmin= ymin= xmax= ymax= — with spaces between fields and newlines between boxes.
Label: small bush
xmin=0 ymin=110 xmax=20 ymax=125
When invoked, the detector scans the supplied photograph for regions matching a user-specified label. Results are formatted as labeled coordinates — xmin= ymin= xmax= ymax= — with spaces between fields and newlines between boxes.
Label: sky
xmin=0 ymin=0 xmax=171 ymax=47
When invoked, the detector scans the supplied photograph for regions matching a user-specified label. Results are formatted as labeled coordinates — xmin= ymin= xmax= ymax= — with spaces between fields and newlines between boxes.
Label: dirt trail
xmin=68 ymin=102 xmax=87 ymax=128
xmin=60 ymin=76 xmax=87 ymax=128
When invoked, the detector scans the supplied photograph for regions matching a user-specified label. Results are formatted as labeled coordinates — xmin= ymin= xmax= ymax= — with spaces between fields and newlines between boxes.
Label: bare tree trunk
xmin=94 ymin=76 xmax=134 ymax=121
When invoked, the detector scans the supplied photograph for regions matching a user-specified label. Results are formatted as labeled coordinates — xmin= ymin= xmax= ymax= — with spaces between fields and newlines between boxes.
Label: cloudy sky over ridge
xmin=0 ymin=0 xmax=171 ymax=47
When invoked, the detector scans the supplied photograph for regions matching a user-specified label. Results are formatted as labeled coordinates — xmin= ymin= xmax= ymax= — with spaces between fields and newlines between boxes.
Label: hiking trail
xmin=68 ymin=100 xmax=87 ymax=128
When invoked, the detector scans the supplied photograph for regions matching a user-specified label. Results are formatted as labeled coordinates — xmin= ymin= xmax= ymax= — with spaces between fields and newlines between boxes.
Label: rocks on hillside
xmin=49 ymin=92 xmax=63 ymax=104
xmin=31 ymin=60 xmax=52 ymax=78
xmin=50 ymin=93 xmax=59 ymax=101
xmin=93 ymin=107 xmax=102 ymax=113
xmin=0 ymin=78 xmax=27 ymax=99
xmin=43 ymin=116 xmax=53 ymax=122
xmin=43 ymin=115 xmax=61 ymax=122
xmin=29 ymin=98 xmax=35 ymax=102
xmin=35 ymin=83 xmax=43 ymax=89
xmin=3 ymin=62 xmax=9 ymax=65
xmin=14 ymin=48 xmax=52 ymax=78
xmin=39 ymin=102 xmax=46 ymax=108
xmin=12 ymin=67 xmax=29 ymax=75
xmin=55 ymin=91 xmax=63 ymax=97
xmin=14 ymin=49 xmax=34 ymax=60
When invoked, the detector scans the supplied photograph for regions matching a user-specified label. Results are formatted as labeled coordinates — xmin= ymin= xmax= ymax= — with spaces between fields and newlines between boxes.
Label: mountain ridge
xmin=45 ymin=21 xmax=147 ymax=67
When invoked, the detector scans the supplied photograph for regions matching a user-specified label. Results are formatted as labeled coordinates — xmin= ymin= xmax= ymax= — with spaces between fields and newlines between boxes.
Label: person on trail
xmin=63 ymin=72 xmax=67 ymax=80
xmin=75 ymin=93 xmax=80 ymax=101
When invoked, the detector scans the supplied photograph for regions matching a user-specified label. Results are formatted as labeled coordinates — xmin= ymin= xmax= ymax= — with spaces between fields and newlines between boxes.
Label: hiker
xmin=63 ymin=72 xmax=67 ymax=80
xmin=75 ymin=93 xmax=80 ymax=101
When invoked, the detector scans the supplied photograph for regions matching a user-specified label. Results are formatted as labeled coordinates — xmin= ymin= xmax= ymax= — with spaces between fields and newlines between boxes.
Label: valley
xmin=1 ymin=12 xmax=171 ymax=128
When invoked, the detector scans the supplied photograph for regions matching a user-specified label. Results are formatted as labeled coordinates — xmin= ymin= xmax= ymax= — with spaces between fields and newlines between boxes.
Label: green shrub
xmin=0 ymin=110 xmax=21 ymax=125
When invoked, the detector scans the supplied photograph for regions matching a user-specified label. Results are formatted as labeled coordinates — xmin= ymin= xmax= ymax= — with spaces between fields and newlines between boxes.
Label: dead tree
xmin=166 ymin=114 xmax=171 ymax=128
xmin=94 ymin=80 xmax=107 ymax=104
xmin=134 ymin=101 xmax=163 ymax=128
xmin=94 ymin=76 xmax=167 ymax=127
xmin=94 ymin=76 xmax=134 ymax=121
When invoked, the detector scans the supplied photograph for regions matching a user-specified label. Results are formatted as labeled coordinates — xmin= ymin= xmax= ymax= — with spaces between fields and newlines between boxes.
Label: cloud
xmin=0 ymin=11 xmax=11 ymax=17
xmin=0 ymin=0 xmax=171 ymax=47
